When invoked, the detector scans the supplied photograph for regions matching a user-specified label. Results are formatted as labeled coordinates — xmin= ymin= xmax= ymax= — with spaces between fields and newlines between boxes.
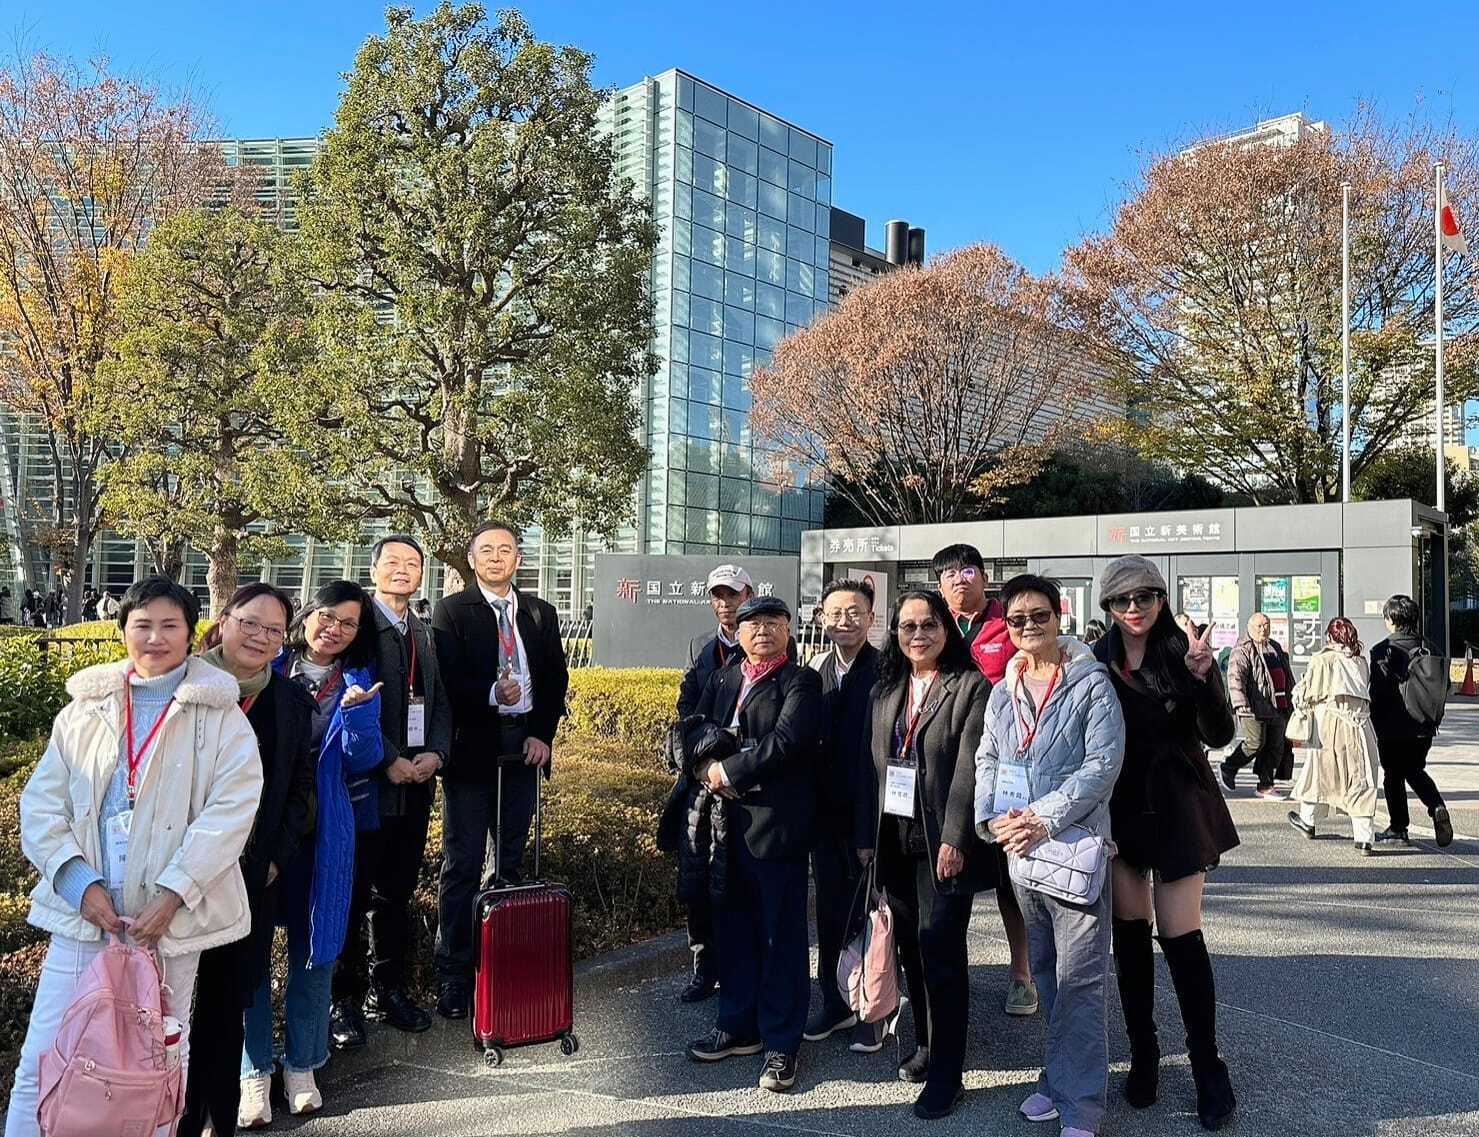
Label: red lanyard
xmin=407 ymin=629 xmax=419 ymax=694
xmin=896 ymin=674 xmax=936 ymax=761
xmin=495 ymin=607 xmax=517 ymax=667
xmin=239 ymin=693 xmax=260 ymax=715
xmin=124 ymin=676 xmax=175 ymax=803
xmin=313 ymin=666 xmax=343 ymax=706
xmin=715 ymin=639 xmax=730 ymax=667
xmin=1014 ymin=666 xmax=1062 ymax=756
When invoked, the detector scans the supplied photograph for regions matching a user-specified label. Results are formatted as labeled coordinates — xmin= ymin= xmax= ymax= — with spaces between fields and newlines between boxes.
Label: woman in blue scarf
xmin=239 ymin=581 xmax=383 ymax=1126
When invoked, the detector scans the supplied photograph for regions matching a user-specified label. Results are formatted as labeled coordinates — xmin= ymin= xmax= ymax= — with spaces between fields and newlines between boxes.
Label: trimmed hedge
xmin=0 ymin=637 xmax=125 ymax=740
xmin=559 ymin=667 xmax=682 ymax=760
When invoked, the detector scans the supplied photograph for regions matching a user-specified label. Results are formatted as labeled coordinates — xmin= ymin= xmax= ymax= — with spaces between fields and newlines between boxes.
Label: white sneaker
xmin=238 ymin=1074 xmax=272 ymax=1129
xmin=284 ymin=1069 xmax=322 ymax=1115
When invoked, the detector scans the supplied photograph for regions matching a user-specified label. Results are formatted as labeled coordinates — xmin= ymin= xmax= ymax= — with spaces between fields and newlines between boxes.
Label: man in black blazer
xmin=803 ymin=579 xmax=883 ymax=1052
xmin=685 ymin=596 xmax=822 ymax=1094
xmin=431 ymin=521 xmax=569 ymax=1019
xmin=331 ymin=534 xmax=453 ymax=1047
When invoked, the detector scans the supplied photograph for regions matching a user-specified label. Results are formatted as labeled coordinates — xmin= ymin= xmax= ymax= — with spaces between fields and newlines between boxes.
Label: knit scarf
xmin=200 ymin=645 xmax=271 ymax=701
xmin=740 ymin=654 xmax=787 ymax=686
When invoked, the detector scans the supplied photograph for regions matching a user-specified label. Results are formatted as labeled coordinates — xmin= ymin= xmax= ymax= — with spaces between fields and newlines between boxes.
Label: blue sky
xmin=9 ymin=0 xmax=1479 ymax=275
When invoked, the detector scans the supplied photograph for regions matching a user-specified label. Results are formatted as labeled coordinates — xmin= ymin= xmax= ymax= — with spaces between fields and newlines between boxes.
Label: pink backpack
xmin=36 ymin=936 xmax=183 ymax=1137
xmin=835 ymin=872 xmax=900 ymax=1025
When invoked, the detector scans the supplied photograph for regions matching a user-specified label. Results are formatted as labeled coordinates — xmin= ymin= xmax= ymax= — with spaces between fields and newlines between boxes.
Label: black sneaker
xmin=680 ymin=967 xmax=718 ymax=1004
xmin=687 ymin=1028 xmax=763 ymax=1062
xmin=1374 ymin=827 xmax=1409 ymax=844
xmin=1287 ymin=810 xmax=1315 ymax=839
xmin=758 ymin=1051 xmax=797 ymax=1092
xmin=328 ymin=998 xmax=367 ymax=1051
xmin=1219 ymin=763 xmax=1237 ymax=792
xmin=898 ymin=1045 xmax=930 ymax=1083
xmin=364 ymin=987 xmax=432 ymax=1033
xmin=1433 ymin=806 xmax=1454 ymax=848
xmin=803 ymin=1006 xmax=857 ymax=1042
xmin=850 ymin=1019 xmax=886 ymax=1053
xmin=437 ymin=980 xmax=470 ymax=1020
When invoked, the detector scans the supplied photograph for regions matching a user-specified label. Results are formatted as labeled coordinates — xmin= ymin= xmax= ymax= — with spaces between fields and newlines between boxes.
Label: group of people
xmin=668 ymin=546 xmax=1450 ymax=1136
xmin=4 ymin=522 xmax=570 ymax=1137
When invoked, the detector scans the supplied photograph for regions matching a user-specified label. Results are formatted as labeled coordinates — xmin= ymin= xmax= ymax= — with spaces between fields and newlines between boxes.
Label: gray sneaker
xmin=849 ymin=1019 xmax=886 ymax=1053
xmin=1005 ymin=977 xmax=1039 ymax=1016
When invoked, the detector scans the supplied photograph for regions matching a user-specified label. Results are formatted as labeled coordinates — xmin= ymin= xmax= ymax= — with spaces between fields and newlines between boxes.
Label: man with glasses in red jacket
xmin=932 ymin=543 xmax=1037 ymax=1018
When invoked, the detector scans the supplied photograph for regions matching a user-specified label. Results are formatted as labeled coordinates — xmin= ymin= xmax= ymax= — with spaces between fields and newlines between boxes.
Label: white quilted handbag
xmin=1007 ymin=824 xmax=1111 ymax=906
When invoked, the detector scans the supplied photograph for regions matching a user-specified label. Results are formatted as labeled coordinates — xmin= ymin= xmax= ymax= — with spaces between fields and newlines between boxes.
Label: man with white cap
xmin=673 ymin=563 xmax=754 ymax=1002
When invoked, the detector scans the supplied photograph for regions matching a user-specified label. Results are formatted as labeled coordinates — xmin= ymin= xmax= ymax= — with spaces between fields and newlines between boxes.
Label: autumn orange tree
xmin=749 ymin=244 xmax=1088 ymax=526
xmin=1064 ymin=110 xmax=1479 ymax=504
xmin=0 ymin=53 xmax=223 ymax=617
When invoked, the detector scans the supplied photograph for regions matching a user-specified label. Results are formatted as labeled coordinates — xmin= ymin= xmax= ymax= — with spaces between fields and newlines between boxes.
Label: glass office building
xmin=606 ymin=70 xmax=830 ymax=558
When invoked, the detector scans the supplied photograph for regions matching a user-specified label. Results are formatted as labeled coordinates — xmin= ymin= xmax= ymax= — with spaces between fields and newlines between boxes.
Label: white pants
xmin=4 ymin=936 xmax=200 ymax=1137
xmin=1299 ymin=801 xmax=1376 ymax=845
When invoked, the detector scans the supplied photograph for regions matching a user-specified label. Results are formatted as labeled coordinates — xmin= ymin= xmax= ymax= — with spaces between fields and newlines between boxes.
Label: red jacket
xmin=959 ymin=600 xmax=1017 ymax=685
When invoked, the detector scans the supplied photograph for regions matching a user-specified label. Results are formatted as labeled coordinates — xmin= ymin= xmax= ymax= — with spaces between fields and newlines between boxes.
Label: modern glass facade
xmin=609 ymin=70 xmax=829 ymax=558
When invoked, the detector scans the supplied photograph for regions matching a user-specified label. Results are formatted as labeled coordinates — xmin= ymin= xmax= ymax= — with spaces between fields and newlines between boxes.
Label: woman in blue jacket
xmin=239 ymin=581 xmax=384 ymax=1128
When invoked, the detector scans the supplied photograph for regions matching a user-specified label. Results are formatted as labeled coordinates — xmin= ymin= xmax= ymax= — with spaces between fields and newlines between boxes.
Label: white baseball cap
xmin=706 ymin=564 xmax=753 ymax=594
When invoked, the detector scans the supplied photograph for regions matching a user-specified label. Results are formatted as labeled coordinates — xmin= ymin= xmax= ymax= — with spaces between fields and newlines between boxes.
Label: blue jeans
xmin=241 ymin=925 xmax=333 ymax=1076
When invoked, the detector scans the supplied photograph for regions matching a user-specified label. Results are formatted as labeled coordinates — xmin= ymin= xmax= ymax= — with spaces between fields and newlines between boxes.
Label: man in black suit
xmin=671 ymin=563 xmax=752 ymax=1003
xmin=685 ymin=596 xmax=822 ymax=1094
xmin=332 ymin=534 xmax=452 ymax=1047
xmin=431 ymin=521 xmax=569 ymax=1019
xmin=802 ymin=578 xmax=883 ymax=1053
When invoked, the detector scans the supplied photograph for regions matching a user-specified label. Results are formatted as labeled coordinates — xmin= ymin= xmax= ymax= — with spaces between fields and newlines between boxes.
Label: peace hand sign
xmin=1184 ymin=623 xmax=1216 ymax=681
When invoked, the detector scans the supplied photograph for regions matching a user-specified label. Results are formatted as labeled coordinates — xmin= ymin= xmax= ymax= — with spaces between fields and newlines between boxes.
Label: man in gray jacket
xmin=331 ymin=534 xmax=453 ymax=1047
xmin=1219 ymin=613 xmax=1293 ymax=799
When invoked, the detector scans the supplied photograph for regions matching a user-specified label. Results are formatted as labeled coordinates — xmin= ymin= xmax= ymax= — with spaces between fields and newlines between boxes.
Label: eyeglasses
xmin=312 ymin=610 xmax=361 ymax=634
xmin=1107 ymin=589 xmax=1164 ymax=613
xmin=227 ymin=614 xmax=286 ymax=643
xmin=824 ymin=607 xmax=866 ymax=624
xmin=1005 ymin=610 xmax=1055 ymax=630
xmin=939 ymin=567 xmax=978 ymax=583
xmin=899 ymin=619 xmax=943 ymax=637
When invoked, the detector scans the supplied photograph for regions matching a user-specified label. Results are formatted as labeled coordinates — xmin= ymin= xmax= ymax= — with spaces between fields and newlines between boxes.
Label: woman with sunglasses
xmin=238 ymin=581 xmax=384 ymax=1128
xmin=1090 ymin=556 xmax=1237 ymax=1131
xmin=181 ymin=584 xmax=319 ymax=1137
xmin=863 ymin=589 xmax=992 ymax=1120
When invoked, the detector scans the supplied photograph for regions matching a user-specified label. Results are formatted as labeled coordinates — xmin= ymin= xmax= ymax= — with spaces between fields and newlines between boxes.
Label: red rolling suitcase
xmin=472 ymin=760 xmax=579 ymax=1067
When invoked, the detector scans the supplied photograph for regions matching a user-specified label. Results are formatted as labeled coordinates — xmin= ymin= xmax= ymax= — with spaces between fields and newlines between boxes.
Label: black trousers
xmin=178 ymin=943 xmax=246 ymax=1137
xmin=877 ymin=823 xmax=974 ymax=1084
xmin=686 ymin=891 xmax=716 ymax=973
xmin=1377 ymin=735 xmax=1445 ymax=833
xmin=715 ymin=838 xmax=810 ymax=1055
xmin=811 ymin=821 xmax=860 ymax=1017
xmin=435 ymin=751 xmax=537 ymax=980
xmin=334 ymin=784 xmax=433 ymax=1002
xmin=1224 ymin=714 xmax=1287 ymax=788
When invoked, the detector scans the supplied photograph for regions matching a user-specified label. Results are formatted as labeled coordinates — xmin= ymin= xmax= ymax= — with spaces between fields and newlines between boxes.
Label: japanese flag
xmin=1442 ymin=184 xmax=1469 ymax=256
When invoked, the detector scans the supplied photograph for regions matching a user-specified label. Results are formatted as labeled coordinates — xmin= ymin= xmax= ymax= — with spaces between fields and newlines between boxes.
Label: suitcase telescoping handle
xmin=495 ymin=754 xmax=542 ymax=881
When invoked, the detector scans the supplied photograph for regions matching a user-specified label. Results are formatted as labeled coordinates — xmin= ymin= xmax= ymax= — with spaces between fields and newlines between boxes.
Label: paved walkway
xmin=279 ymin=707 xmax=1479 ymax=1137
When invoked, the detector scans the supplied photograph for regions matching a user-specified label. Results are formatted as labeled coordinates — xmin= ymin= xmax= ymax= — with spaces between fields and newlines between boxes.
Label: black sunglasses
xmin=1004 ymin=611 xmax=1055 ymax=630
xmin=1107 ymin=589 xmax=1164 ymax=613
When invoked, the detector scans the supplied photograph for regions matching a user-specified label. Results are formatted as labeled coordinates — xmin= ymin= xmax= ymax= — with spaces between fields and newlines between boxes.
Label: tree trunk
xmin=207 ymin=527 xmax=240 ymax=618
xmin=65 ymin=523 xmax=91 ymax=625
xmin=148 ymin=535 xmax=187 ymax=581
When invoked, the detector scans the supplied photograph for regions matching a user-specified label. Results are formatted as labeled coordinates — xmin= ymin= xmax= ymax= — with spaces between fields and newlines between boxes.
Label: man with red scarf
xmin=932 ymin=543 xmax=1037 ymax=1018
xmin=685 ymin=595 xmax=823 ymax=1094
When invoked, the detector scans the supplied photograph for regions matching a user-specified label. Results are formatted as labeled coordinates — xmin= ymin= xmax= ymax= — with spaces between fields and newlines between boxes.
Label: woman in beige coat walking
xmin=1286 ymin=618 xmax=1381 ymax=854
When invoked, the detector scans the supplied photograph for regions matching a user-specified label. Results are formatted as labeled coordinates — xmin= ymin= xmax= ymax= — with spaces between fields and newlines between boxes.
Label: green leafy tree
xmin=97 ymin=207 xmax=357 ymax=612
xmin=289 ymin=3 xmax=656 ymax=579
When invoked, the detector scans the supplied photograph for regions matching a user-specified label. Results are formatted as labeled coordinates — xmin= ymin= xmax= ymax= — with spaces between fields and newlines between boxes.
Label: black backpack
xmin=1398 ymin=643 xmax=1449 ymax=731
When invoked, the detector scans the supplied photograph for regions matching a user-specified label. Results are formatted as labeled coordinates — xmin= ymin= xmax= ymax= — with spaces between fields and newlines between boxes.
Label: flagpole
xmin=1436 ymin=162 xmax=1446 ymax=514
xmin=1342 ymin=182 xmax=1352 ymax=501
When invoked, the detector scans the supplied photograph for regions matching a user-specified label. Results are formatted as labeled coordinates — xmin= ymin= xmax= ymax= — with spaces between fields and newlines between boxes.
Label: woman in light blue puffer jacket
xmin=975 ymin=574 xmax=1125 ymax=1137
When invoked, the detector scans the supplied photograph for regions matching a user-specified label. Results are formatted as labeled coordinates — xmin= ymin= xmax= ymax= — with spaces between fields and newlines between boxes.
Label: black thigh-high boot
xmin=1160 ymin=930 xmax=1235 ymax=1130
xmin=1112 ymin=918 xmax=1159 ymax=1108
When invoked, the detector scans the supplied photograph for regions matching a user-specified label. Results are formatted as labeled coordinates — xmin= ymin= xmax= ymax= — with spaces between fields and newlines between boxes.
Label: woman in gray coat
xmin=975 ymin=575 xmax=1126 ymax=1137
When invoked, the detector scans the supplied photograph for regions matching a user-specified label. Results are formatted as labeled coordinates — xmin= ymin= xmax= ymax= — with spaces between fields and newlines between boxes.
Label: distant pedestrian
xmin=1220 ymin=613 xmax=1294 ymax=799
xmin=1092 ymin=555 xmax=1238 ymax=1130
xmin=1286 ymin=618 xmax=1381 ymax=854
xmin=1082 ymin=618 xmax=1106 ymax=645
xmin=1369 ymin=595 xmax=1453 ymax=847
xmin=0 ymin=587 xmax=12 ymax=624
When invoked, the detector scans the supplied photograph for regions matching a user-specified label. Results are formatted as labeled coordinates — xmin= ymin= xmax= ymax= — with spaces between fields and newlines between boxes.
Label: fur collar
xmin=65 ymin=656 xmax=241 ymax=709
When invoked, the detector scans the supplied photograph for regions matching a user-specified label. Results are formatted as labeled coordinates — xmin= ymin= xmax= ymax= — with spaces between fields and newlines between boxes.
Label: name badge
xmin=993 ymin=763 xmax=1032 ymax=816
xmin=105 ymin=809 xmax=133 ymax=892
xmin=884 ymin=763 xmax=917 ymax=818
xmin=407 ymin=696 xmax=426 ymax=748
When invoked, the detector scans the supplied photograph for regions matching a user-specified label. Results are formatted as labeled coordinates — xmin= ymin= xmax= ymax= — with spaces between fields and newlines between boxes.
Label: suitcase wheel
xmin=560 ymin=1033 xmax=579 ymax=1057
xmin=484 ymin=1046 xmax=505 ymax=1068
